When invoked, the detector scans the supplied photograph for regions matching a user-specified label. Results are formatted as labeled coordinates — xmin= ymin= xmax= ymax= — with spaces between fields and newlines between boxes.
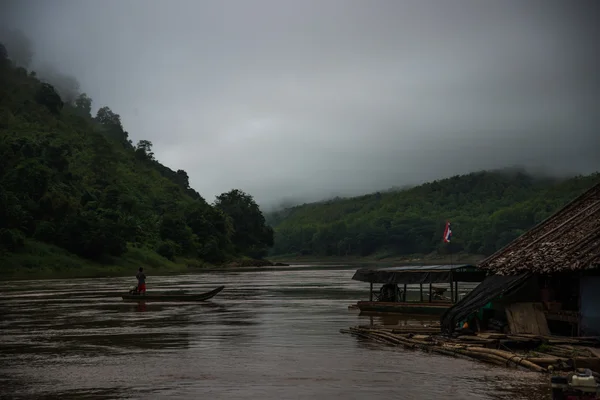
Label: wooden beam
xmin=429 ymin=276 xmax=433 ymax=303
xmin=455 ymin=281 xmax=459 ymax=302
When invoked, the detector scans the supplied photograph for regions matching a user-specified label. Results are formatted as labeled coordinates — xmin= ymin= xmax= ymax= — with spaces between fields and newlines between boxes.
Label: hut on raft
xmin=441 ymin=181 xmax=600 ymax=337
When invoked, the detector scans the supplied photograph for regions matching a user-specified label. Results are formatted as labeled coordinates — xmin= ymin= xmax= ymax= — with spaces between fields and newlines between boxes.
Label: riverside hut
xmin=351 ymin=264 xmax=486 ymax=315
xmin=441 ymin=182 xmax=600 ymax=336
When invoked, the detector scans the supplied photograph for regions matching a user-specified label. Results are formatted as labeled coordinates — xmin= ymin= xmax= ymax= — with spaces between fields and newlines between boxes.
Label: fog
xmin=1 ymin=0 xmax=598 ymax=208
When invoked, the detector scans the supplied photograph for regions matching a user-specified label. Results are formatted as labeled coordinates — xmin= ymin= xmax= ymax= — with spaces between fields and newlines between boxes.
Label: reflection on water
xmin=364 ymin=313 xmax=442 ymax=328
xmin=0 ymin=267 xmax=548 ymax=399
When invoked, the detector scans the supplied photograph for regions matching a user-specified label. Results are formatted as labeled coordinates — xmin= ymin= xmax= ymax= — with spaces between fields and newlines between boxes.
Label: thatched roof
xmin=478 ymin=182 xmax=600 ymax=275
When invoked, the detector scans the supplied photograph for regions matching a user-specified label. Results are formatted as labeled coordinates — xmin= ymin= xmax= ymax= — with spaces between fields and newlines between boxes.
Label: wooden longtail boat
xmin=351 ymin=264 xmax=486 ymax=315
xmin=121 ymin=285 xmax=225 ymax=302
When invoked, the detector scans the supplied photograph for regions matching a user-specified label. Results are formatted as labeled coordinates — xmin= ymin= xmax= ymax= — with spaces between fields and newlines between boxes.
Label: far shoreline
xmin=0 ymin=249 xmax=485 ymax=282
xmin=268 ymin=253 xmax=485 ymax=266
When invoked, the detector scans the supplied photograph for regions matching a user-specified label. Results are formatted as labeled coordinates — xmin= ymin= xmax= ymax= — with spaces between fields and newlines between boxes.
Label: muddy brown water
xmin=0 ymin=266 xmax=550 ymax=399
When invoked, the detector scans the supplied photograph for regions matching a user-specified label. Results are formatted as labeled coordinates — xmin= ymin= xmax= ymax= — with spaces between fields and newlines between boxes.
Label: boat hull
xmin=356 ymin=301 xmax=451 ymax=315
xmin=121 ymin=285 xmax=225 ymax=302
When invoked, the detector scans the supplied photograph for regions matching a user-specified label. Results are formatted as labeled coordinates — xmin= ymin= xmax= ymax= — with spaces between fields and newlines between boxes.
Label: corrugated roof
xmin=352 ymin=264 xmax=485 ymax=284
xmin=357 ymin=264 xmax=474 ymax=273
xmin=478 ymin=182 xmax=600 ymax=275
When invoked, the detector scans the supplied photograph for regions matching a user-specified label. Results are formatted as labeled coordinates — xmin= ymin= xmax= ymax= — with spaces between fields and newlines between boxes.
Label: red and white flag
xmin=443 ymin=221 xmax=452 ymax=243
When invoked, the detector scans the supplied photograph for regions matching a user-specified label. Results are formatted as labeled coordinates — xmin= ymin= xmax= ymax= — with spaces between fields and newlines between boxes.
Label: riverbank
xmin=0 ymin=240 xmax=292 ymax=281
xmin=269 ymin=252 xmax=486 ymax=266
xmin=0 ymin=240 xmax=197 ymax=280
xmin=1 ymin=241 xmax=485 ymax=281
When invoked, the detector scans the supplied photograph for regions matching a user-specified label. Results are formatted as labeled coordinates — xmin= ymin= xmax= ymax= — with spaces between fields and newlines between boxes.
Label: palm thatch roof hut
xmin=478 ymin=182 xmax=600 ymax=275
xmin=442 ymin=181 xmax=600 ymax=336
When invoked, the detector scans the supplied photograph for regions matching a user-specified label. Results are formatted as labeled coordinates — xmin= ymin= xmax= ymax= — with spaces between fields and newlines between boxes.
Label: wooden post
xmin=455 ymin=281 xmax=459 ymax=303
xmin=450 ymin=272 xmax=454 ymax=304
xmin=420 ymin=283 xmax=423 ymax=302
xmin=577 ymin=275 xmax=582 ymax=337
xmin=429 ymin=276 xmax=433 ymax=303
xmin=370 ymin=282 xmax=373 ymax=301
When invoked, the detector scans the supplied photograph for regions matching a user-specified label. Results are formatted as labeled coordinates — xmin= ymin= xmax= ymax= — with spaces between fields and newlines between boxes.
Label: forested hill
xmin=0 ymin=42 xmax=273 ymax=276
xmin=266 ymin=171 xmax=600 ymax=259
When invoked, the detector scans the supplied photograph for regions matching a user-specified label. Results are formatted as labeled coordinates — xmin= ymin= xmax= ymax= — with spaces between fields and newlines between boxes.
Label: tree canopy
xmin=0 ymin=42 xmax=273 ymax=270
xmin=215 ymin=189 xmax=274 ymax=259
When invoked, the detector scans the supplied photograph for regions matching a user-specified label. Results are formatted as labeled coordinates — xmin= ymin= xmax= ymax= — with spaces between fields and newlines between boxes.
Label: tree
xmin=74 ymin=93 xmax=92 ymax=116
xmin=56 ymin=206 xmax=131 ymax=259
xmin=35 ymin=83 xmax=63 ymax=115
xmin=135 ymin=140 xmax=154 ymax=160
xmin=95 ymin=106 xmax=129 ymax=144
xmin=96 ymin=106 xmax=122 ymax=127
xmin=215 ymin=189 xmax=274 ymax=258
xmin=175 ymin=169 xmax=190 ymax=189
xmin=159 ymin=212 xmax=193 ymax=254
xmin=184 ymin=201 xmax=232 ymax=262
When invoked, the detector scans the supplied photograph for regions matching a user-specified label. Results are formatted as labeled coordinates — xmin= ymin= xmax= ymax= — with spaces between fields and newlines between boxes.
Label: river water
xmin=0 ymin=266 xmax=549 ymax=399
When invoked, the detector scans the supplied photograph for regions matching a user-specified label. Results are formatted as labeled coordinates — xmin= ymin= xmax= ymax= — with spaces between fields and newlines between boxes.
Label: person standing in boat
xmin=136 ymin=267 xmax=147 ymax=295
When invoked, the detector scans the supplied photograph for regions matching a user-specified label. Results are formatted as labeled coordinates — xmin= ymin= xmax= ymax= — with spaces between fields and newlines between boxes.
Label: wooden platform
xmin=356 ymin=301 xmax=452 ymax=315
xmin=341 ymin=326 xmax=600 ymax=374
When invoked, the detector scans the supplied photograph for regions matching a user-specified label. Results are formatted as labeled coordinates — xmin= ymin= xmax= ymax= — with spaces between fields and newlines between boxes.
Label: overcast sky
xmin=1 ymin=0 xmax=599 ymax=208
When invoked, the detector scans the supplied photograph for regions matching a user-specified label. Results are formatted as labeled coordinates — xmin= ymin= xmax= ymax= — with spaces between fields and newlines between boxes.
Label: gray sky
xmin=1 ymin=0 xmax=599 ymax=208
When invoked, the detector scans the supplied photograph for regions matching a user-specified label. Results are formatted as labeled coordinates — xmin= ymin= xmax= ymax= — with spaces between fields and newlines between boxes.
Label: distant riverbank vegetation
xmin=0 ymin=34 xmax=273 ymax=279
xmin=266 ymin=170 xmax=600 ymax=261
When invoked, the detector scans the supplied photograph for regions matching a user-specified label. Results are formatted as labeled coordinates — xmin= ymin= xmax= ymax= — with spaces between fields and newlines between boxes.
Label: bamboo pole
xmin=465 ymin=347 xmax=546 ymax=372
xmin=525 ymin=357 xmax=566 ymax=367
xmin=341 ymin=329 xmax=390 ymax=345
xmin=342 ymin=327 xmax=548 ymax=373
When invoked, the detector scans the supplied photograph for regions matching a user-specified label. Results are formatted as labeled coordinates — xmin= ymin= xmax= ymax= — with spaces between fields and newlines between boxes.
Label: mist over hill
xmin=1 ymin=1 xmax=598 ymax=208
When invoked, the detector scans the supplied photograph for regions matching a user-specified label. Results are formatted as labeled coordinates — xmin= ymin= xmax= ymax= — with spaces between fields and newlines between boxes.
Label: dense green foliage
xmin=215 ymin=189 xmax=274 ymax=259
xmin=0 ymin=43 xmax=273 ymax=270
xmin=266 ymin=171 xmax=600 ymax=259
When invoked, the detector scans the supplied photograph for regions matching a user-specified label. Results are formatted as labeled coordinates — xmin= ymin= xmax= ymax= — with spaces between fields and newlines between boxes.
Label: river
xmin=0 ymin=266 xmax=549 ymax=399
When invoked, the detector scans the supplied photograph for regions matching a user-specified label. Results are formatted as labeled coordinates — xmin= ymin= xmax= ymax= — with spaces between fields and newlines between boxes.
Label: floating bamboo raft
xmin=341 ymin=326 xmax=600 ymax=375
